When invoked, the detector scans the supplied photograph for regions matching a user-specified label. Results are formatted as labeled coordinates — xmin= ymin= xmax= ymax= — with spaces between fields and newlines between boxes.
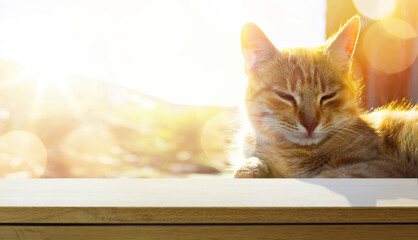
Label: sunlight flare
xmin=0 ymin=0 xmax=325 ymax=106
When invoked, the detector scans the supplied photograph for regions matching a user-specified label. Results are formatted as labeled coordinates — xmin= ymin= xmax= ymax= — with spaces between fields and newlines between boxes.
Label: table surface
xmin=0 ymin=179 xmax=417 ymax=224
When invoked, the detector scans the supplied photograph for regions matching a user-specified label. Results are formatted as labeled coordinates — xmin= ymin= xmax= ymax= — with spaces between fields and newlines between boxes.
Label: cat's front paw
xmin=233 ymin=157 xmax=269 ymax=178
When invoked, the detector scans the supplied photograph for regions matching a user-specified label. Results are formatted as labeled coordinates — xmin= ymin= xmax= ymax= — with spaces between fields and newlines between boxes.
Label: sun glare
xmin=0 ymin=0 xmax=326 ymax=106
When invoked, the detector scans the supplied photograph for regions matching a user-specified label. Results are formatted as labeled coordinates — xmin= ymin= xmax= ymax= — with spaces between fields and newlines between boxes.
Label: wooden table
xmin=0 ymin=179 xmax=417 ymax=239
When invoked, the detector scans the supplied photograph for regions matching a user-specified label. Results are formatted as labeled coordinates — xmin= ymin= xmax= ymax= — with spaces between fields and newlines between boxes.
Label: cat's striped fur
xmin=234 ymin=17 xmax=418 ymax=178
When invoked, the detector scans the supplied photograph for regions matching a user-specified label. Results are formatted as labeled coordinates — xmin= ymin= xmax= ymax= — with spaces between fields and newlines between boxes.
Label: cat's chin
xmin=256 ymin=130 xmax=325 ymax=147
xmin=286 ymin=135 xmax=324 ymax=146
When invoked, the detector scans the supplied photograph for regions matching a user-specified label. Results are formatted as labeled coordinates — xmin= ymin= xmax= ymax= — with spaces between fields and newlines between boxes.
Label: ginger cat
xmin=234 ymin=17 xmax=418 ymax=178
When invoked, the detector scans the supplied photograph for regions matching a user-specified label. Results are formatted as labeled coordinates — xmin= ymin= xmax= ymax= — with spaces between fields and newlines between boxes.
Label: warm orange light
xmin=362 ymin=18 xmax=418 ymax=74
xmin=380 ymin=18 xmax=418 ymax=40
xmin=353 ymin=0 xmax=396 ymax=20
xmin=0 ymin=131 xmax=47 ymax=178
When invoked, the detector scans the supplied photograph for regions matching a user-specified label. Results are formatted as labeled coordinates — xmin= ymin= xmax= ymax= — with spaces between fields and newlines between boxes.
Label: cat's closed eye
xmin=320 ymin=92 xmax=336 ymax=105
xmin=276 ymin=91 xmax=296 ymax=104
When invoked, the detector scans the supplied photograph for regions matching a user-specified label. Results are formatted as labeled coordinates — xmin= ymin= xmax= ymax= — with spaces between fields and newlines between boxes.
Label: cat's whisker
xmin=331 ymin=132 xmax=350 ymax=144
xmin=323 ymin=127 xmax=358 ymax=143
xmin=337 ymin=127 xmax=361 ymax=136
xmin=280 ymin=123 xmax=298 ymax=130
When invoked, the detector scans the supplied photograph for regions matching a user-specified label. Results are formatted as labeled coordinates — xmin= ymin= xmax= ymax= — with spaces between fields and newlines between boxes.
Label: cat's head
xmin=241 ymin=17 xmax=361 ymax=146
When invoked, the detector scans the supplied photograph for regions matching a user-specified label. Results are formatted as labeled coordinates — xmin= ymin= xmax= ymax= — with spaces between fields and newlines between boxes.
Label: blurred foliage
xmin=0 ymin=60 xmax=239 ymax=178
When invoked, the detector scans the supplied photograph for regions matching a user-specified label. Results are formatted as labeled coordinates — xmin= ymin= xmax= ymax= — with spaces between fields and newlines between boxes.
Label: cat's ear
xmin=241 ymin=23 xmax=278 ymax=74
xmin=325 ymin=16 xmax=360 ymax=72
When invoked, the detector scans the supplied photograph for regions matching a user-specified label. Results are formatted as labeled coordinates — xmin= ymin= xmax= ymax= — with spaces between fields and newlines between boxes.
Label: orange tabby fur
xmin=234 ymin=16 xmax=418 ymax=178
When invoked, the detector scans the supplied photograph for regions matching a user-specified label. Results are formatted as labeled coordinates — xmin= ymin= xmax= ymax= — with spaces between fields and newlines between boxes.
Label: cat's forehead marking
xmin=286 ymin=53 xmax=311 ymax=88
xmin=318 ymin=73 xmax=324 ymax=92
xmin=287 ymin=52 xmax=293 ymax=63
xmin=297 ymin=60 xmax=317 ymax=92
xmin=289 ymin=57 xmax=305 ymax=91
xmin=286 ymin=78 xmax=292 ymax=92
xmin=298 ymin=59 xmax=308 ymax=83
xmin=310 ymin=64 xmax=321 ymax=93
xmin=280 ymin=50 xmax=335 ymax=95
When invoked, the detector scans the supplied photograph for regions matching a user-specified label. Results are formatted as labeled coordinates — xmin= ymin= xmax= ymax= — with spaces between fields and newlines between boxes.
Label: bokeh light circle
xmin=380 ymin=18 xmax=418 ymax=39
xmin=0 ymin=131 xmax=47 ymax=178
xmin=200 ymin=112 xmax=237 ymax=168
xmin=353 ymin=0 xmax=396 ymax=20
xmin=362 ymin=18 xmax=418 ymax=74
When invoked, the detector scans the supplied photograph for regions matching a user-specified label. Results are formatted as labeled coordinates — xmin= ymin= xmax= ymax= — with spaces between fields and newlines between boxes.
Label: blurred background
xmin=0 ymin=0 xmax=416 ymax=178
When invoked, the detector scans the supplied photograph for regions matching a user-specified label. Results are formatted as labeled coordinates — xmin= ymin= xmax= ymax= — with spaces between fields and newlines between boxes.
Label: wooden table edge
xmin=1 ymin=206 xmax=417 ymax=224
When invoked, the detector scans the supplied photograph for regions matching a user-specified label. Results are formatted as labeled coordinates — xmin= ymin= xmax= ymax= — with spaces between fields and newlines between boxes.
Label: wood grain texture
xmin=1 ymin=224 xmax=417 ymax=240
xmin=0 ymin=179 xmax=417 ymax=224
xmin=1 ymin=207 xmax=418 ymax=224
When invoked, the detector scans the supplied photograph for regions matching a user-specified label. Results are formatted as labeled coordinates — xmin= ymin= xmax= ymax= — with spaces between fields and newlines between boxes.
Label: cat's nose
xmin=301 ymin=119 xmax=318 ymax=136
